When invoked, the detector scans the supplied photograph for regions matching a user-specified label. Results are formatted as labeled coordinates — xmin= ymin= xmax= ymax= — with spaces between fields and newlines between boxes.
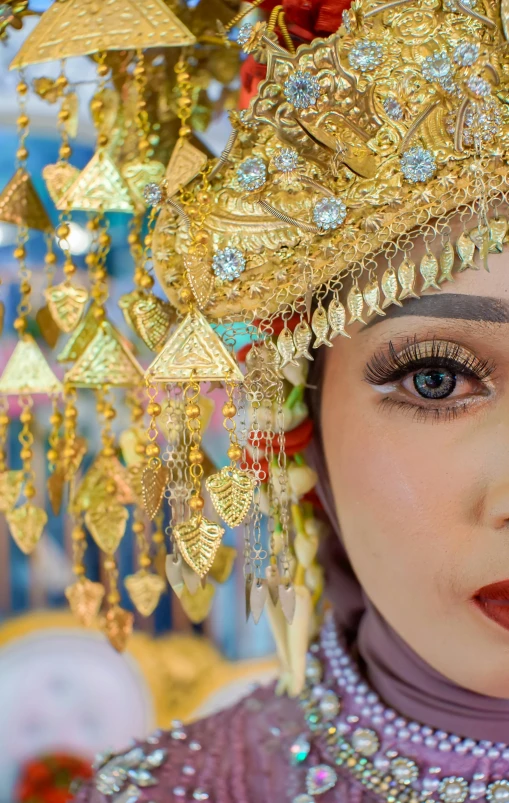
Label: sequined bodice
xmin=77 ymin=615 xmax=509 ymax=803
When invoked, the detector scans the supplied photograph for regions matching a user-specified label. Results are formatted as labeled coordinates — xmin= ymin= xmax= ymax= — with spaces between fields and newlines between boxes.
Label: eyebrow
xmin=361 ymin=294 xmax=509 ymax=329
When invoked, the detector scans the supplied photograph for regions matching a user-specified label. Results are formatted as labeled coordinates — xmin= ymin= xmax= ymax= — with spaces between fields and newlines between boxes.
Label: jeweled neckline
xmin=292 ymin=613 xmax=509 ymax=803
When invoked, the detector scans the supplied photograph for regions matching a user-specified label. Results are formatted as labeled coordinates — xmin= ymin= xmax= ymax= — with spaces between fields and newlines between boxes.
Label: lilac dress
xmin=76 ymin=613 xmax=509 ymax=803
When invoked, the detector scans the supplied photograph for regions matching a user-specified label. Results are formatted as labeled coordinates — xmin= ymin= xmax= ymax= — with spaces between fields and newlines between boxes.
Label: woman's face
xmin=321 ymin=239 xmax=509 ymax=697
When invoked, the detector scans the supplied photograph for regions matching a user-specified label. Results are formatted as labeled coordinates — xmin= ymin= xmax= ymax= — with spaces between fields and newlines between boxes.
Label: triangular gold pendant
xmin=0 ymin=168 xmax=52 ymax=232
xmin=165 ymin=139 xmax=207 ymax=198
xmin=57 ymin=305 xmax=99 ymax=363
xmin=57 ymin=151 xmax=135 ymax=214
xmin=146 ymin=308 xmax=244 ymax=384
xmin=0 ymin=336 xmax=62 ymax=395
xmin=10 ymin=0 xmax=195 ymax=69
xmin=65 ymin=320 xmax=144 ymax=388
xmin=122 ymin=159 xmax=165 ymax=209
xmin=43 ymin=162 xmax=81 ymax=204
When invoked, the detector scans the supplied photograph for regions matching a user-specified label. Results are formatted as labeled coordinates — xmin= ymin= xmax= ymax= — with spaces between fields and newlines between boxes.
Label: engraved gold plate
xmin=0 ymin=168 xmax=52 ymax=232
xmin=165 ymin=138 xmax=207 ymax=198
xmin=145 ymin=309 xmax=244 ymax=384
xmin=122 ymin=159 xmax=165 ymax=209
xmin=0 ymin=336 xmax=62 ymax=396
xmin=43 ymin=162 xmax=81 ymax=204
xmin=141 ymin=463 xmax=169 ymax=520
xmin=206 ymin=466 xmax=254 ymax=528
xmin=173 ymin=514 xmax=225 ymax=578
xmin=125 ymin=570 xmax=166 ymax=617
xmin=57 ymin=306 xmax=98 ymax=363
xmin=58 ymin=151 xmax=135 ymax=214
xmin=65 ymin=320 xmax=144 ymax=388
xmin=184 ymin=253 xmax=214 ymax=310
xmin=10 ymin=0 xmax=196 ymax=69
xmin=85 ymin=503 xmax=128 ymax=555
xmin=119 ymin=290 xmax=174 ymax=352
xmin=45 ymin=281 xmax=89 ymax=333
xmin=209 ymin=544 xmax=237 ymax=584
xmin=0 ymin=470 xmax=23 ymax=513
xmin=7 ymin=503 xmax=47 ymax=554
xmin=73 ymin=455 xmax=135 ymax=512
xmin=99 ymin=605 xmax=133 ymax=652
xmin=179 ymin=582 xmax=215 ymax=624
xmin=65 ymin=578 xmax=105 ymax=627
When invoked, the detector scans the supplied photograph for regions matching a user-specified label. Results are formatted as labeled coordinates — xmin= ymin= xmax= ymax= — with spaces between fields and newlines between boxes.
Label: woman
xmin=77 ymin=0 xmax=509 ymax=799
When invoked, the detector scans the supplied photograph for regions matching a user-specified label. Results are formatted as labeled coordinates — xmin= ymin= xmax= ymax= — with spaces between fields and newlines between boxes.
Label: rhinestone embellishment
xmin=237 ymin=157 xmax=266 ymax=191
xmin=422 ymin=51 xmax=452 ymax=84
xmin=400 ymin=146 xmax=436 ymax=183
xmin=274 ymin=148 xmax=299 ymax=173
xmin=467 ymin=75 xmax=492 ymax=97
xmin=342 ymin=8 xmax=353 ymax=32
xmin=144 ymin=183 xmax=162 ymax=206
xmin=487 ymin=780 xmax=509 ymax=803
xmin=313 ymin=197 xmax=347 ymax=230
xmin=237 ymin=23 xmax=252 ymax=46
xmin=351 ymin=727 xmax=380 ymax=756
xmin=283 ymin=70 xmax=320 ymax=109
xmin=293 ymin=796 xmax=314 ymax=803
xmin=305 ymin=655 xmax=322 ymax=683
xmin=438 ymin=776 xmax=469 ymax=803
xmin=348 ymin=40 xmax=383 ymax=72
xmin=390 ymin=757 xmax=419 ymax=785
xmin=383 ymin=97 xmax=403 ymax=121
xmin=318 ymin=690 xmax=340 ymax=720
xmin=453 ymin=42 xmax=479 ymax=66
xmin=290 ymin=734 xmax=311 ymax=765
xmin=306 ymin=765 xmax=338 ymax=796
xmin=212 ymin=247 xmax=246 ymax=281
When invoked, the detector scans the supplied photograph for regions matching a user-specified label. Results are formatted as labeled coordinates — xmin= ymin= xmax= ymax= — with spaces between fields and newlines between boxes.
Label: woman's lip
xmin=474 ymin=581 xmax=509 ymax=632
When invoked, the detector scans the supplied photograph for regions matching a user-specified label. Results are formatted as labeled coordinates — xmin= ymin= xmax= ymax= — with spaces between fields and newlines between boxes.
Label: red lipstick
xmin=475 ymin=580 xmax=509 ymax=632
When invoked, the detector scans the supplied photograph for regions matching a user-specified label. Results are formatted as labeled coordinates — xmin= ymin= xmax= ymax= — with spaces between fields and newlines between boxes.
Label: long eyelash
xmin=379 ymin=397 xmax=467 ymax=423
xmin=364 ymin=336 xmax=496 ymax=386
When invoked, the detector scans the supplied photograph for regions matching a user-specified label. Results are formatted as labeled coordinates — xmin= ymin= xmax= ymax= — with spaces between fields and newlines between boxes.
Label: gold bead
xmin=58 ymin=108 xmax=70 ymax=122
xmin=56 ymin=222 xmax=70 ymax=239
xmin=87 ymin=216 xmax=101 ymax=231
xmin=180 ymin=287 xmax=192 ymax=304
xmin=146 ymin=442 xmax=160 ymax=457
xmin=72 ymin=527 xmax=85 ymax=542
xmin=104 ymin=558 xmax=116 ymax=571
xmin=90 ymin=98 xmax=104 ymax=113
xmin=45 ymin=252 xmax=57 ymax=265
xmin=0 ymin=413 xmax=9 ymax=426
xmin=20 ymin=280 xmax=31 ymax=295
xmin=143 ymin=234 xmax=152 ymax=248
xmin=13 ymin=246 xmax=26 ymax=260
xmin=97 ymin=63 xmax=109 ymax=78
xmin=59 ymin=143 xmax=72 ymax=160
xmin=103 ymin=407 xmax=116 ymax=421
xmin=105 ymin=479 xmax=117 ymax=495
xmin=55 ymin=75 xmax=68 ymax=90
xmin=63 ymin=259 xmax=76 ymax=277
xmin=25 ymin=483 xmax=36 ymax=499
xmin=50 ymin=412 xmax=62 ymax=426
xmin=132 ymin=521 xmax=144 ymax=534
xmin=13 ymin=317 xmax=26 ymax=333
xmin=17 ymin=114 xmax=29 ymax=128
xmin=16 ymin=146 xmax=28 ymax=161
xmin=127 ymin=232 xmax=138 ymax=245
xmin=97 ymin=133 xmax=109 ymax=148
xmin=194 ymin=229 xmax=209 ymax=246
xmin=102 ymin=445 xmax=115 ymax=457
xmin=222 ymin=402 xmax=236 ymax=418
xmin=227 ymin=444 xmax=242 ymax=461
xmin=64 ymin=406 xmax=77 ymax=419
xmin=152 ymin=532 xmax=164 ymax=544
xmin=189 ymin=449 xmax=204 ymax=465
xmin=107 ymin=591 xmax=120 ymax=604
xmin=177 ymin=97 xmax=192 ymax=109
xmin=98 ymin=232 xmax=111 ymax=248
xmin=139 ymin=273 xmax=154 ymax=289
xmin=17 ymin=81 xmax=28 ymax=95
xmin=73 ymin=564 xmax=86 ymax=576
xmin=93 ymin=306 xmax=105 ymax=321
xmin=47 ymin=448 xmax=58 ymax=462
xmin=179 ymin=125 xmax=192 ymax=138
xmin=147 ymin=402 xmax=161 ymax=417
xmin=196 ymin=191 xmax=212 ymax=206
xmin=139 ymin=137 xmax=150 ymax=152
xmin=135 ymin=442 xmax=146 ymax=455
xmin=185 ymin=402 xmax=200 ymax=419
xmin=20 ymin=447 xmax=33 ymax=461
xmin=189 ymin=495 xmax=205 ymax=512
xmin=139 ymin=555 xmax=151 ymax=568
xmin=20 ymin=409 xmax=33 ymax=424
xmin=186 ymin=205 xmax=200 ymax=218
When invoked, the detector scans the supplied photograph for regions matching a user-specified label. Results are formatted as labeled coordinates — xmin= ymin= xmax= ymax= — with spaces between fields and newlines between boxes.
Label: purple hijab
xmin=307 ymin=347 xmax=509 ymax=743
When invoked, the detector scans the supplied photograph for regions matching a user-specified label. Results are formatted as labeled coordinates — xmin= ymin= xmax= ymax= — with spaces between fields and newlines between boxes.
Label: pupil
xmin=413 ymin=369 xmax=456 ymax=399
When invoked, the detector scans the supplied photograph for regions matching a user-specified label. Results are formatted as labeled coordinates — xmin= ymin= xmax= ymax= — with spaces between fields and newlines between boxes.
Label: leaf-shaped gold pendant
xmin=125 ymin=570 xmax=166 ymax=617
xmin=65 ymin=578 xmax=105 ymax=627
xmin=119 ymin=290 xmax=174 ymax=352
xmin=184 ymin=253 xmax=214 ymax=310
xmin=209 ymin=545 xmax=237 ymax=584
xmin=7 ymin=503 xmax=47 ymax=554
xmin=45 ymin=280 xmax=89 ymax=333
xmin=85 ymin=503 xmax=128 ymax=554
xmin=179 ymin=582 xmax=215 ymax=624
xmin=0 ymin=470 xmax=23 ymax=512
xmin=99 ymin=605 xmax=133 ymax=652
xmin=173 ymin=514 xmax=225 ymax=578
xmin=141 ymin=463 xmax=169 ymax=520
xmin=206 ymin=466 xmax=254 ymax=527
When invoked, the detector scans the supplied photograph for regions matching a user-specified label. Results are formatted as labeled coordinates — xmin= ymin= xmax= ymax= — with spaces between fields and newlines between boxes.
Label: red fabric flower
xmin=16 ymin=753 xmax=93 ymax=803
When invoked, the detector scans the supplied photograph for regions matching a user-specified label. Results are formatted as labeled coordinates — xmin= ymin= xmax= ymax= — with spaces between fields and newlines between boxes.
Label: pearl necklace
xmin=292 ymin=613 xmax=509 ymax=803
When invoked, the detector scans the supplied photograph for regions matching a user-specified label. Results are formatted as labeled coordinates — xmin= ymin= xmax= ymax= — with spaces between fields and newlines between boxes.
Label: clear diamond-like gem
xmin=453 ymin=42 xmax=479 ymax=66
xmin=438 ymin=776 xmax=468 ymax=803
xmin=305 ymin=655 xmax=322 ymax=683
xmin=274 ymin=148 xmax=299 ymax=173
xmin=313 ymin=197 xmax=347 ymax=231
xmin=467 ymin=75 xmax=492 ymax=97
xmin=383 ymin=97 xmax=403 ymax=121
xmin=342 ymin=8 xmax=352 ymax=32
xmin=127 ymin=769 xmax=157 ymax=788
xmin=319 ymin=691 xmax=340 ymax=720
xmin=306 ymin=765 xmax=338 ymax=796
xmin=144 ymin=749 xmax=168 ymax=768
xmin=212 ymin=246 xmax=246 ymax=281
xmin=290 ymin=733 xmax=311 ymax=765
xmin=237 ymin=157 xmax=266 ymax=191
xmin=422 ymin=51 xmax=452 ymax=83
xmin=284 ymin=70 xmax=321 ymax=109
xmin=237 ymin=22 xmax=252 ymax=46
xmin=400 ymin=146 xmax=436 ymax=183
xmin=348 ymin=39 xmax=383 ymax=72
xmin=193 ymin=790 xmax=209 ymax=801
xmin=293 ymin=797 xmax=314 ymax=803
xmin=390 ymin=757 xmax=419 ymax=785
xmin=351 ymin=727 xmax=380 ymax=756
xmin=487 ymin=780 xmax=509 ymax=803
xmin=143 ymin=183 xmax=163 ymax=206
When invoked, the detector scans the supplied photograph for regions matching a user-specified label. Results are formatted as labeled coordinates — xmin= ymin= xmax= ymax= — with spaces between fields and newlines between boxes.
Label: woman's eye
xmin=400 ymin=366 xmax=482 ymax=401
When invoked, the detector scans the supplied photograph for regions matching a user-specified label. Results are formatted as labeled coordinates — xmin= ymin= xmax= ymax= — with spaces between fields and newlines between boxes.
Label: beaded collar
xmin=293 ymin=612 xmax=509 ymax=803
